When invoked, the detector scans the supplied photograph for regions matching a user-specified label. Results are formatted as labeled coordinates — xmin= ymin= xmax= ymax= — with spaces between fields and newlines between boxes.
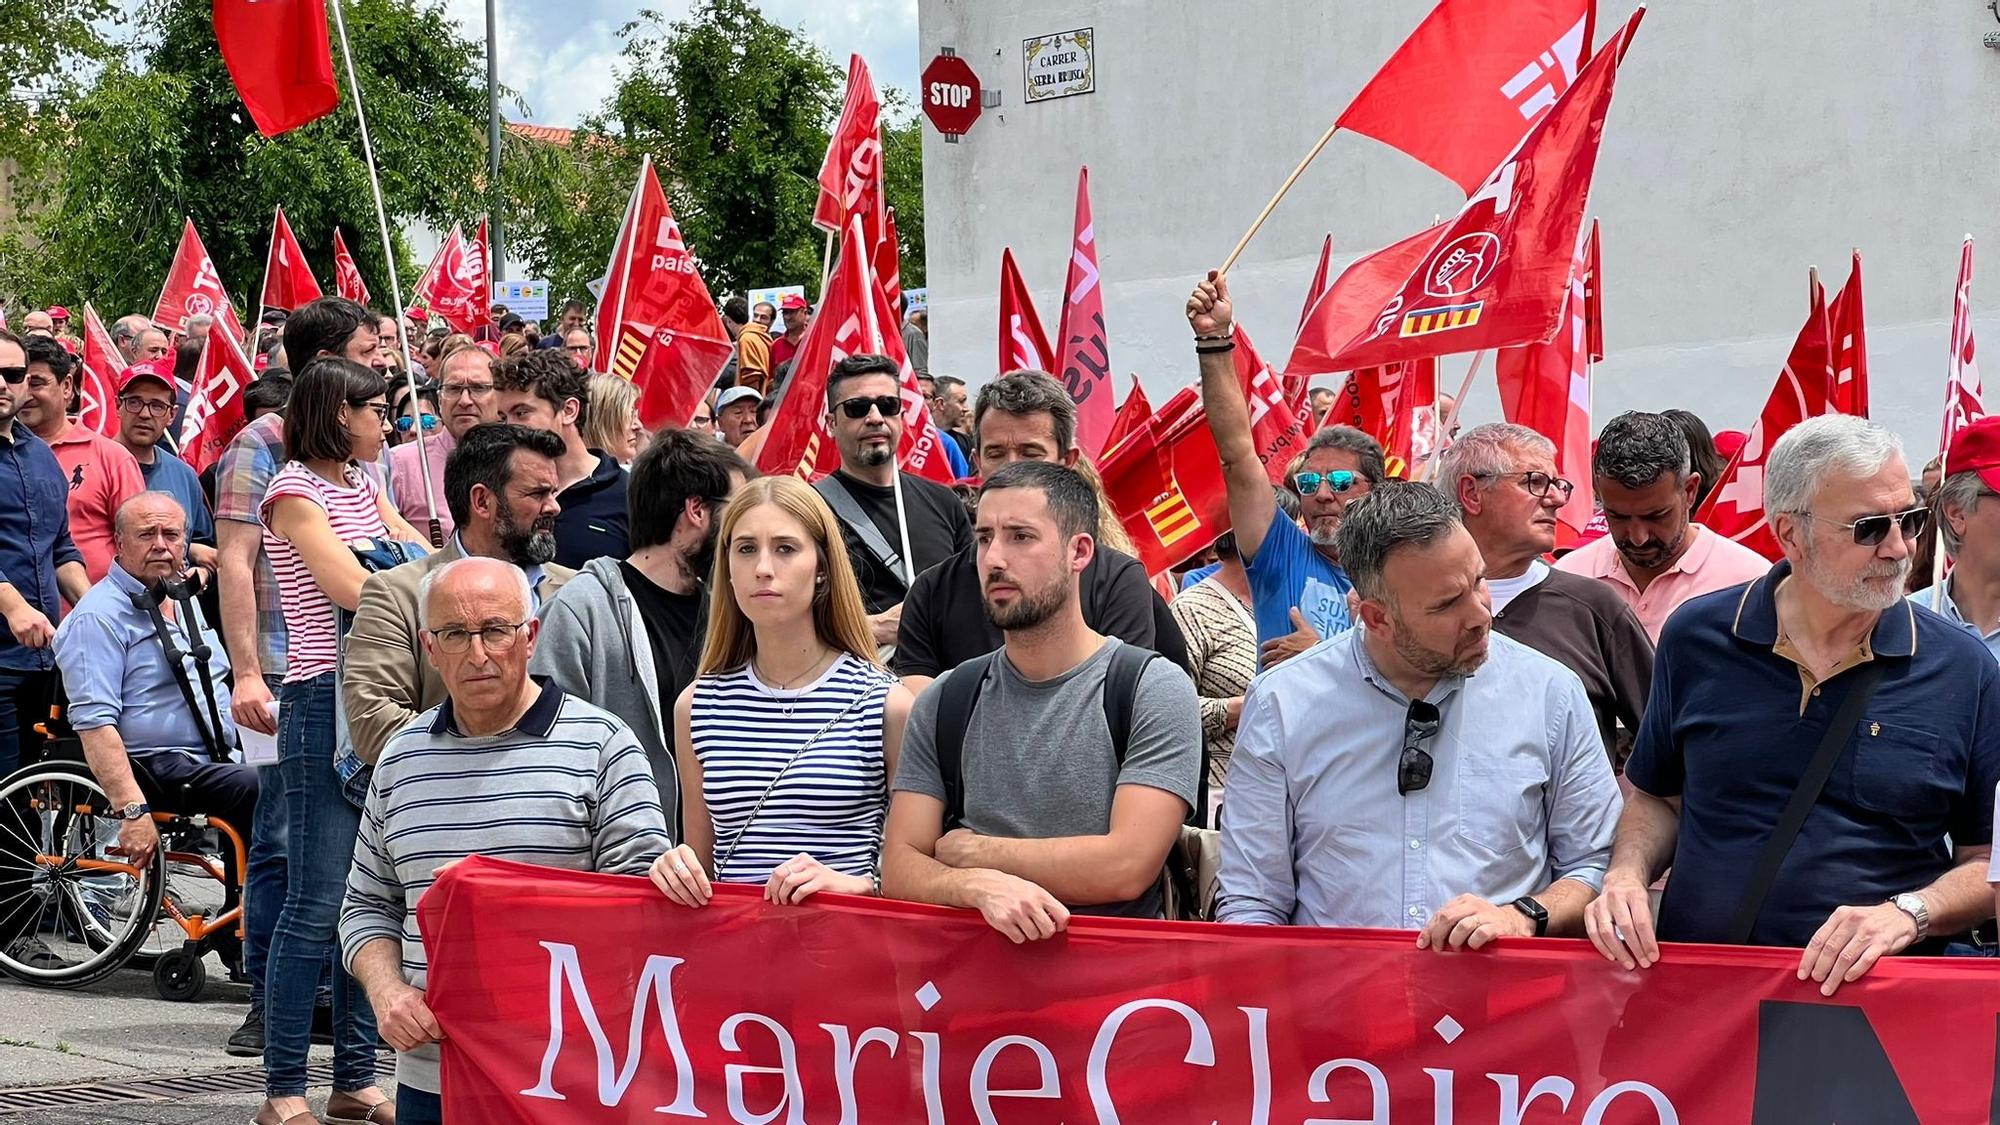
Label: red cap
xmin=779 ymin=294 xmax=811 ymax=311
xmin=1713 ymin=429 xmax=1748 ymax=461
xmin=46 ymin=306 xmax=70 ymax=320
xmin=405 ymin=305 xmax=428 ymax=320
xmin=1947 ymin=418 xmax=2000 ymax=494
xmin=118 ymin=359 xmax=175 ymax=394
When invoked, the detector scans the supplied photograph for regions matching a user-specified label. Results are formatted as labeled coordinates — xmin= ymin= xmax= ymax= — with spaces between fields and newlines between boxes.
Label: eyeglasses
xmin=357 ymin=401 xmax=390 ymax=420
xmin=1478 ymin=470 xmax=1576 ymax=502
xmin=1397 ymin=699 xmax=1442 ymax=796
xmin=1293 ymin=470 xmax=1359 ymax=496
xmin=1800 ymin=506 xmax=1931 ymax=547
xmin=117 ymin=396 xmax=173 ymax=417
xmin=836 ymin=395 xmax=901 ymax=421
xmin=426 ymin=621 xmax=529 ymax=654
xmin=565 ymin=343 xmax=591 ymax=354
xmin=441 ymin=381 xmax=496 ymax=399
xmin=0 ymin=366 xmax=27 ymax=384
xmin=395 ymin=413 xmax=440 ymax=433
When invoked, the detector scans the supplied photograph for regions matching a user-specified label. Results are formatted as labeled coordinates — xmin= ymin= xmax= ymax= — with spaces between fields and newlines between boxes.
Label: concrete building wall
xmin=918 ymin=0 xmax=2000 ymax=458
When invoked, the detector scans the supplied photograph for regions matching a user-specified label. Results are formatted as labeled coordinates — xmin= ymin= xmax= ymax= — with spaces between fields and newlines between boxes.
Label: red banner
xmin=424 ymin=856 xmax=2000 ymax=1123
xmin=1055 ymin=167 xmax=1115 ymax=457
xmin=176 ymin=324 xmax=257 ymax=473
xmin=1495 ymin=220 xmax=1600 ymax=543
xmin=214 ymin=0 xmax=337 ymax=137
xmin=999 ymin=247 xmax=1055 ymax=374
xmin=152 ymin=219 xmax=247 ymax=341
xmin=332 ymin=228 xmax=371 ymax=305
xmin=260 ymin=205 xmax=323 ymax=313
xmin=1100 ymin=386 xmax=1230 ymax=574
xmin=77 ymin=303 xmax=126 ymax=438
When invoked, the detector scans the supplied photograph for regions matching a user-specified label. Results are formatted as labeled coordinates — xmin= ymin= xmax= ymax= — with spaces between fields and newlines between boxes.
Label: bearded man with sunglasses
xmin=1590 ymin=415 xmax=2000 ymax=992
xmin=1215 ymin=481 xmax=1620 ymax=944
xmin=815 ymin=354 xmax=971 ymax=650
xmin=1439 ymin=422 xmax=1653 ymax=759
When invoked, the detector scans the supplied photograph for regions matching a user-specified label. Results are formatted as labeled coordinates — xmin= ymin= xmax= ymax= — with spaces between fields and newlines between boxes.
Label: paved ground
xmin=0 ymin=955 xmax=396 ymax=1123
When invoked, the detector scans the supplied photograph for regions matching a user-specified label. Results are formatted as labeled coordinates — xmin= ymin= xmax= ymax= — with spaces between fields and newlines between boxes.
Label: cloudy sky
xmin=436 ymin=0 xmax=921 ymax=127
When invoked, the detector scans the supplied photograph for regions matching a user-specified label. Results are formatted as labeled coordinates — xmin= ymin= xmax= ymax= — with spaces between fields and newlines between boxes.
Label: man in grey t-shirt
xmin=882 ymin=462 xmax=1200 ymax=941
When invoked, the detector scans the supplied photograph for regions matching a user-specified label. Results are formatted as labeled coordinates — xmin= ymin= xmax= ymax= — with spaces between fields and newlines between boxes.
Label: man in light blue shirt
xmin=1217 ymin=481 xmax=1622 ymax=948
xmin=1910 ymin=417 xmax=2000 ymax=662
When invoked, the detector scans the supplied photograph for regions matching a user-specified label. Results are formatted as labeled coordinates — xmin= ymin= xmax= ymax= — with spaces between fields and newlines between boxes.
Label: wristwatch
xmin=113 ymin=801 xmax=150 ymax=822
xmin=1890 ymin=893 xmax=1930 ymax=942
xmin=1510 ymin=896 xmax=1549 ymax=937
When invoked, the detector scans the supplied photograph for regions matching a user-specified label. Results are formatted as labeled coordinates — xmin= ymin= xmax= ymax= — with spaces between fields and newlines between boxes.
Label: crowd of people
xmin=0 ymin=269 xmax=1993 ymax=1124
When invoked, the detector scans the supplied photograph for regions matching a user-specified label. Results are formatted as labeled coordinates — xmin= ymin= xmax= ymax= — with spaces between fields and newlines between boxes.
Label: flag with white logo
xmin=1942 ymin=237 xmax=1984 ymax=451
xmin=259 ymin=205 xmax=323 ymax=313
xmin=1495 ymin=219 xmax=1600 ymax=545
xmin=1056 ymin=167 xmax=1116 ymax=458
xmin=998 ymin=247 xmax=1056 ymax=374
xmin=152 ymin=219 xmax=248 ymax=342
xmin=332 ymin=228 xmax=371 ymax=305
xmin=1828 ymin=251 xmax=1868 ymax=418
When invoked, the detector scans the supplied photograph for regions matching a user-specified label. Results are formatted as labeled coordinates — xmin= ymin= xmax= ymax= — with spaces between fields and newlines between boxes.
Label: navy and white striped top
xmin=691 ymin=651 xmax=894 ymax=883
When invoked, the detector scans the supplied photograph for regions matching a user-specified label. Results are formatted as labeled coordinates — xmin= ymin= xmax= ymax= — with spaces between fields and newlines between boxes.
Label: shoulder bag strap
xmin=814 ymin=475 xmax=907 ymax=593
xmin=714 ymin=689 xmax=867 ymax=875
xmin=933 ymin=651 xmax=997 ymax=829
xmin=1724 ymin=662 xmax=1887 ymax=944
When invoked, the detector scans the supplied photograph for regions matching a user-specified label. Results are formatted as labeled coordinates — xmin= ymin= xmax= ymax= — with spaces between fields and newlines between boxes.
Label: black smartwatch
xmin=1509 ymin=895 xmax=1549 ymax=937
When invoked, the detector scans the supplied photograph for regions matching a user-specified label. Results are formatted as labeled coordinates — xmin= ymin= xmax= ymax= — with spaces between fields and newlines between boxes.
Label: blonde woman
xmin=582 ymin=372 xmax=645 ymax=466
xmin=650 ymin=477 xmax=912 ymax=907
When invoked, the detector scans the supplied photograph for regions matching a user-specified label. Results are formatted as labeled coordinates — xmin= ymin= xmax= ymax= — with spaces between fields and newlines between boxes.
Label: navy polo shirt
xmin=551 ymin=451 xmax=630 ymax=570
xmin=1627 ymin=561 xmax=2000 ymax=948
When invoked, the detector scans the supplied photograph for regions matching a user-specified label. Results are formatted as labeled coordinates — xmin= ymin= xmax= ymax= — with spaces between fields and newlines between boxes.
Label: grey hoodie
xmin=531 ymin=557 xmax=688 ymax=834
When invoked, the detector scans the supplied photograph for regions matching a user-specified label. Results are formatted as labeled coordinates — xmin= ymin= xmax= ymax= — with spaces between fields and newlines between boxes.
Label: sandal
xmin=323 ymin=1090 xmax=396 ymax=1124
xmin=251 ymin=1101 xmax=320 ymax=1125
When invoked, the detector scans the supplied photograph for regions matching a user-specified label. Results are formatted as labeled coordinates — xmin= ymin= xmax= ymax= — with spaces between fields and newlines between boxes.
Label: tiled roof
xmin=505 ymin=122 xmax=573 ymax=146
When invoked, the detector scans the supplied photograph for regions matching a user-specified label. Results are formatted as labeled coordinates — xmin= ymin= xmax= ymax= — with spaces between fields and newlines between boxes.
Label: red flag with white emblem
xmin=1827 ymin=251 xmax=1868 ymax=418
xmin=1237 ymin=324 xmax=1318 ymax=485
xmin=1055 ymin=167 xmax=1116 ymax=458
xmin=592 ymin=157 xmax=733 ymax=431
xmin=1495 ymin=222 xmax=1600 ymax=544
xmin=1695 ymin=277 xmax=1837 ymax=560
xmin=1336 ymin=0 xmax=1595 ymax=196
xmin=998 ymin=248 xmax=1056 ymax=374
xmin=152 ymin=219 xmax=247 ymax=341
xmin=814 ymin=55 xmax=885 ymax=239
xmin=176 ymin=325 xmax=259 ymax=474
xmin=77 ymin=303 xmax=126 ymax=437
xmin=259 ymin=206 xmax=323 ymax=313
xmin=1942 ymin=237 xmax=1984 ymax=451
xmin=1287 ymin=225 xmax=1448 ymax=382
xmin=1304 ymin=10 xmax=1641 ymax=372
xmin=332 ymin=229 xmax=370 ymax=305
xmin=410 ymin=223 xmax=491 ymax=338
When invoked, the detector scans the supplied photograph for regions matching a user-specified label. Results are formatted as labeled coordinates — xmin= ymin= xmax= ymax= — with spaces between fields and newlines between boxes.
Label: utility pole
xmin=485 ymin=0 xmax=505 ymax=284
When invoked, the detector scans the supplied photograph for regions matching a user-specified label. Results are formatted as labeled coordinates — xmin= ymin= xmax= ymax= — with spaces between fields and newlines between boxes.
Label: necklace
xmin=755 ymin=649 xmax=837 ymax=718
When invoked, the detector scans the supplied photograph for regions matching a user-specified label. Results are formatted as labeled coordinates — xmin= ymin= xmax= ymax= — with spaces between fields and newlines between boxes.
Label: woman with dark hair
xmin=1660 ymin=408 xmax=1726 ymax=511
xmin=649 ymin=477 xmax=913 ymax=909
xmin=255 ymin=357 xmax=424 ymax=1125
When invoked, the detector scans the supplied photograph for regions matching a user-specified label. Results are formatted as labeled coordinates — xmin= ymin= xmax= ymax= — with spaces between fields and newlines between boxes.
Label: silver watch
xmin=1890 ymin=893 xmax=1930 ymax=942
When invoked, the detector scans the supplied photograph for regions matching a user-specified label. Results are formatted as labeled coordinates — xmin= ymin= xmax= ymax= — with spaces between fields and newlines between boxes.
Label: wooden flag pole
xmin=1442 ymin=349 xmax=1487 ymax=439
xmin=1217 ymin=125 xmax=1342 ymax=277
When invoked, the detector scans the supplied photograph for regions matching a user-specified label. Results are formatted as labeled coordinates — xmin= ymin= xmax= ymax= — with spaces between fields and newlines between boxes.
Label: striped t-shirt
xmin=691 ymin=652 xmax=894 ymax=883
xmin=260 ymin=462 xmax=387 ymax=683
xmin=338 ymin=682 xmax=668 ymax=1094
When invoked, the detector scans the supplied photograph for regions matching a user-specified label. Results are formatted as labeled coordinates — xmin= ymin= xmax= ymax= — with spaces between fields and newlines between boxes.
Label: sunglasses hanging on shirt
xmin=1397 ymin=699 xmax=1442 ymax=796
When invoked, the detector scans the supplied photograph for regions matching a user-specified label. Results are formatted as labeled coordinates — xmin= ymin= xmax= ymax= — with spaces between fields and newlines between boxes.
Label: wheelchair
xmin=0 ymin=724 xmax=248 ymax=1002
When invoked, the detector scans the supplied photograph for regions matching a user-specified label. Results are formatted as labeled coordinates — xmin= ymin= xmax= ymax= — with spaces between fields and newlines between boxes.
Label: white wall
xmin=918 ymin=0 xmax=2000 ymax=457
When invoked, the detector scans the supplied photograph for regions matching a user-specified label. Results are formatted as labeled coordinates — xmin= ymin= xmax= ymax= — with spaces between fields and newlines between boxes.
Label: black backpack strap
xmin=1100 ymin=642 xmax=1158 ymax=764
xmin=1724 ymin=662 xmax=1887 ymax=944
xmin=932 ymin=652 xmax=997 ymax=829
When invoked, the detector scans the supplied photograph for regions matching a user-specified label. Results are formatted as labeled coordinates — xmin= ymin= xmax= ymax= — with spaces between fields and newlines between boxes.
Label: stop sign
xmin=921 ymin=54 xmax=982 ymax=137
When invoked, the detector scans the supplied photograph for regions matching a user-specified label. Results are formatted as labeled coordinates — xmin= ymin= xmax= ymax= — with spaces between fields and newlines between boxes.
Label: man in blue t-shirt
xmin=1187 ymin=273 xmax=1382 ymax=668
xmin=113 ymin=363 xmax=216 ymax=571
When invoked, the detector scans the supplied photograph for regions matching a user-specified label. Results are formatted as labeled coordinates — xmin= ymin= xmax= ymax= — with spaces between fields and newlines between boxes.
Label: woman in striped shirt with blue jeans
xmin=650 ymin=477 xmax=913 ymax=907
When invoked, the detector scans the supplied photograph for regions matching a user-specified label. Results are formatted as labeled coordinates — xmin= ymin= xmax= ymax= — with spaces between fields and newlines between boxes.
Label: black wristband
xmin=1510 ymin=895 xmax=1550 ymax=937
xmin=1194 ymin=341 xmax=1237 ymax=355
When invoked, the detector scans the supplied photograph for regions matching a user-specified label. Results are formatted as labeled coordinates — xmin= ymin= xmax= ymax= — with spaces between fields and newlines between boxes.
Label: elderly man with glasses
xmin=112 ymin=362 xmax=217 ymax=576
xmin=1589 ymin=414 xmax=2000 ymax=991
xmin=1438 ymin=423 xmax=1653 ymax=761
xmin=1216 ymin=481 xmax=1621 ymax=944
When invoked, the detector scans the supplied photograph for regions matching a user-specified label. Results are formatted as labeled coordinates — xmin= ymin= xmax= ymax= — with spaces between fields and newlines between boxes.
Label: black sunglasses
xmin=836 ymin=394 xmax=901 ymax=421
xmin=1802 ymin=506 xmax=1931 ymax=547
xmin=1397 ymin=699 xmax=1442 ymax=796
xmin=0 ymin=366 xmax=23 ymax=384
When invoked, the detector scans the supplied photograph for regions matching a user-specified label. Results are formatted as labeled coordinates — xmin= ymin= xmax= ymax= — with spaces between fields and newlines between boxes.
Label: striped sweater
xmin=338 ymin=679 xmax=669 ymax=1094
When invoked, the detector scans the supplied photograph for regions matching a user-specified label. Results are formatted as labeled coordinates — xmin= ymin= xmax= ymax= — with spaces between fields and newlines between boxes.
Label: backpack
xmin=931 ymin=643 xmax=1220 ymax=921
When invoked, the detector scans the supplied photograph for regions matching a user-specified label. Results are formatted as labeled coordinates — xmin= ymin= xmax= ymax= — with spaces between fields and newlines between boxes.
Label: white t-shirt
xmin=1486 ymin=559 xmax=1551 ymax=615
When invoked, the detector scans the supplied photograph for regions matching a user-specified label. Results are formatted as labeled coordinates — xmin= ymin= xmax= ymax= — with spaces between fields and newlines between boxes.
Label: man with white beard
xmin=1588 ymin=414 xmax=2000 ymax=992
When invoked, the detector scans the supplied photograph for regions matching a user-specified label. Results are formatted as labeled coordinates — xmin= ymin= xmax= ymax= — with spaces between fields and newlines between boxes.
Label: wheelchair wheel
xmin=0 ymin=762 xmax=167 ymax=989
xmin=153 ymin=946 xmax=207 ymax=1002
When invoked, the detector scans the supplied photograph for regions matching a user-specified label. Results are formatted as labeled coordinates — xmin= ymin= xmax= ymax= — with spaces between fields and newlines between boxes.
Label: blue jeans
xmin=243 ymin=760 xmax=286 ymax=1004
xmin=264 ymin=674 xmax=378 ymax=1098
xmin=396 ymin=1085 xmax=443 ymax=1125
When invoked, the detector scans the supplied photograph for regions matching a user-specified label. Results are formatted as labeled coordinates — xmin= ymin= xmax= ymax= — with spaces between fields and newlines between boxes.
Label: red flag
xmin=1306 ymin=10 xmax=1642 ymax=372
xmin=1828 ymin=251 xmax=1868 ymax=418
xmin=1943 ymin=237 xmax=1984 ymax=451
xmin=214 ymin=0 xmax=337 ymax=138
xmin=1583 ymin=217 xmax=1605 ymax=362
xmin=1054 ymin=168 xmax=1116 ymax=457
xmin=1319 ymin=361 xmax=1438 ymax=480
xmin=1285 ymin=233 xmax=1337 ymax=404
xmin=1103 ymin=376 xmax=1153 ymax=455
xmin=1288 ymin=225 xmax=1449 ymax=382
xmin=259 ymin=206 xmax=323 ymax=313
xmin=411 ymin=222 xmax=490 ymax=338
xmin=592 ymin=157 xmax=733 ymax=432
xmin=1336 ymin=0 xmax=1595 ymax=195
xmin=176 ymin=326 xmax=258 ymax=474
xmin=1099 ymin=387 xmax=1232 ymax=575
xmin=874 ymin=205 xmax=902 ymax=315
xmin=814 ymin=55 xmax=885 ymax=238
xmin=1495 ymin=223 xmax=1599 ymax=543
xmin=76 ymin=304 xmax=126 ymax=438
xmin=758 ymin=215 xmax=954 ymax=485
xmin=1237 ymin=324 xmax=1318 ymax=485
xmin=998 ymin=248 xmax=1055 ymax=373
xmin=153 ymin=219 xmax=248 ymax=341
xmin=1695 ymin=278 xmax=1837 ymax=560
xmin=332 ymin=229 xmax=371 ymax=305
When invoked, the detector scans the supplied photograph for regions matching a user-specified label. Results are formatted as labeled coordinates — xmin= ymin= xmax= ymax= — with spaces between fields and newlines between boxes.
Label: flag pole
xmin=853 ymin=217 xmax=917 ymax=592
xmin=818 ymin=229 xmax=836 ymax=301
xmin=1441 ymin=349 xmax=1486 ymax=443
xmin=329 ymin=0 xmax=442 ymax=548
xmin=1218 ymin=125 xmax=1342 ymax=277
xmin=251 ymin=206 xmax=276 ymax=357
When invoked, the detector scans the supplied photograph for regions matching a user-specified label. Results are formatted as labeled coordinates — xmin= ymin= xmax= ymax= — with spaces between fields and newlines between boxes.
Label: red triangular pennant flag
xmin=1336 ymin=0 xmax=1595 ymax=195
xmin=1103 ymin=376 xmax=1153 ymax=456
xmin=411 ymin=221 xmax=490 ymax=337
xmin=153 ymin=219 xmax=247 ymax=341
xmin=77 ymin=303 xmax=126 ymax=438
xmin=1828 ymin=251 xmax=1868 ymax=418
xmin=176 ymin=327 xmax=259 ymax=474
xmin=1943 ymin=237 xmax=1985 ymax=450
xmin=814 ymin=55 xmax=886 ymax=240
xmin=214 ymin=0 xmax=337 ymax=137
xmin=999 ymin=248 xmax=1055 ymax=374
xmin=593 ymin=157 xmax=734 ymax=431
xmin=332 ymin=229 xmax=371 ymax=305
xmin=260 ymin=206 xmax=323 ymax=314
xmin=1495 ymin=222 xmax=1599 ymax=544
xmin=1055 ymin=167 xmax=1116 ymax=458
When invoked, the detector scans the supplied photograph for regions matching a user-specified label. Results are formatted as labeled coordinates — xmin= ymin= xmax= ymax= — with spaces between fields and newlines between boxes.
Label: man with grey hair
xmin=1188 ymin=273 xmax=1382 ymax=667
xmin=1217 ymin=480 xmax=1620 ymax=943
xmin=1910 ymin=416 xmax=2000 ymax=660
xmin=1589 ymin=413 xmax=2000 ymax=992
xmin=1556 ymin=411 xmax=1769 ymax=642
xmin=341 ymin=555 xmax=668 ymax=1124
xmin=1439 ymin=421 xmax=1651 ymax=756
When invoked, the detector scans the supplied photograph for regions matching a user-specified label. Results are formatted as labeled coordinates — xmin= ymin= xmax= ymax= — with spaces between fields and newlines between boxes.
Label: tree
xmin=881 ymin=99 xmax=925 ymax=290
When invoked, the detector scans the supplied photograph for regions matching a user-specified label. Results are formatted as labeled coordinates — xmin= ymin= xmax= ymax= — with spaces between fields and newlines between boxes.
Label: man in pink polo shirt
xmin=388 ymin=341 xmax=499 ymax=540
xmin=16 ymin=334 xmax=142 ymax=584
xmin=1556 ymin=411 xmax=1769 ymax=642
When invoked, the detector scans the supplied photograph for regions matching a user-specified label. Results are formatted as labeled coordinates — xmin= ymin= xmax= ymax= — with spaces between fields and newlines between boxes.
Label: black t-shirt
xmin=619 ymin=562 xmax=705 ymax=712
xmin=822 ymin=471 xmax=973 ymax=614
xmin=893 ymin=542 xmax=1190 ymax=678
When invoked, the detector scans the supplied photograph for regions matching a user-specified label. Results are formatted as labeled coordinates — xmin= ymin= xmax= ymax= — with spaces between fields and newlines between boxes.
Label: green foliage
xmin=881 ymin=97 xmax=925 ymax=290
